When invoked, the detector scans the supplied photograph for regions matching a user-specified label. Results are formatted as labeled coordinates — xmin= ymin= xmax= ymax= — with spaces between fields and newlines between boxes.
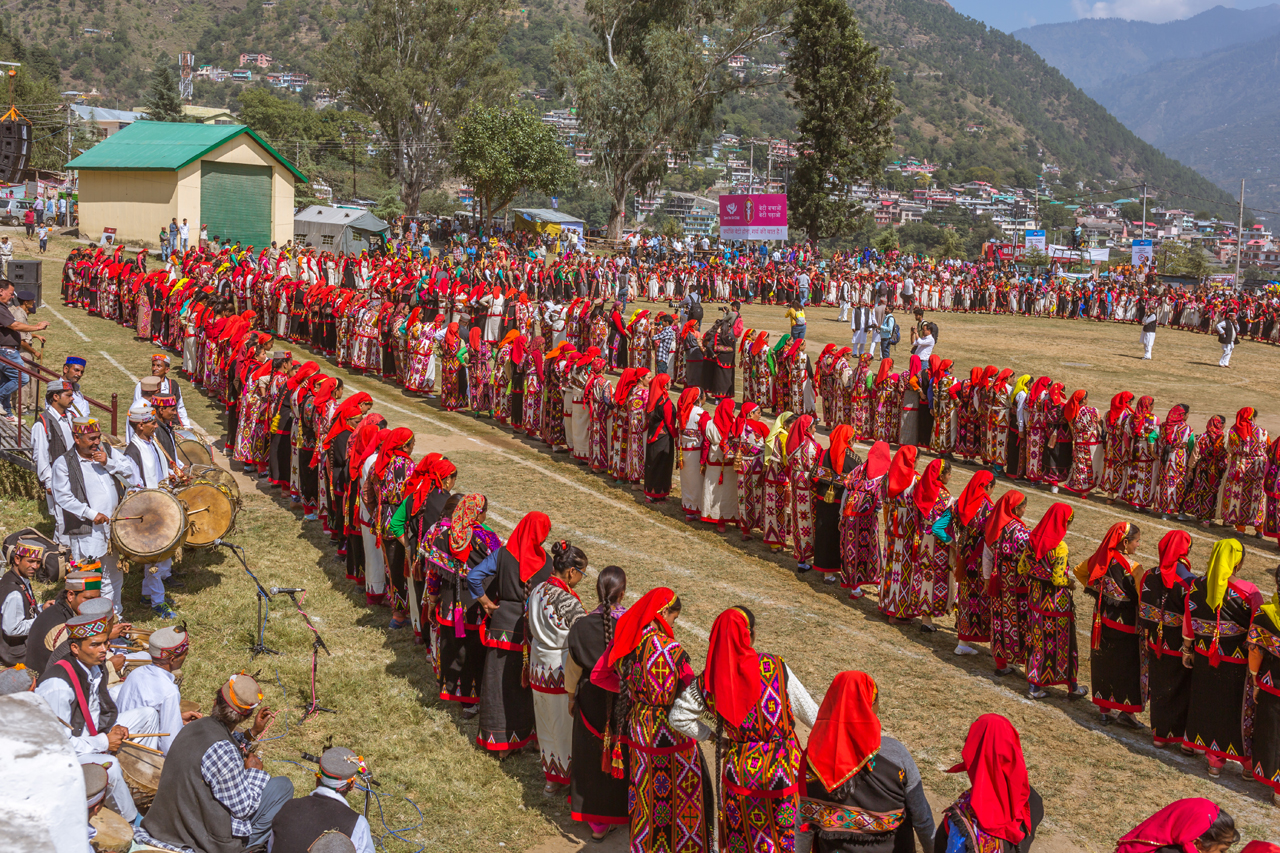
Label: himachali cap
xmin=65 ymin=356 xmax=86 ymax=367
xmin=82 ymin=763 xmax=109 ymax=808
xmin=12 ymin=539 xmax=44 ymax=560
xmin=0 ymin=664 xmax=35 ymax=695
xmin=64 ymin=571 xmax=101 ymax=592
xmin=139 ymin=375 xmax=162 ymax=392
xmin=308 ymin=832 xmax=357 ymax=853
xmin=151 ymin=353 xmax=171 ymax=364
xmin=71 ymin=418 xmax=100 ymax=436
xmin=76 ymin=597 xmax=113 ymax=621
xmin=66 ymin=612 xmax=110 ymax=640
xmin=151 ymin=395 xmax=177 ymax=408
xmin=318 ymin=746 xmax=362 ymax=788
xmin=128 ymin=401 xmax=156 ymax=424
xmin=220 ymin=672 xmax=263 ymax=714
xmin=46 ymin=379 xmax=71 ymax=393
xmin=149 ymin=625 xmax=189 ymax=660
xmin=74 ymin=558 xmax=103 ymax=574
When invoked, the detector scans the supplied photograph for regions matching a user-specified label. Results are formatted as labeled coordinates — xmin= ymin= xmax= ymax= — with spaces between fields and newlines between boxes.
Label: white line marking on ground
xmin=97 ymin=351 xmax=138 ymax=383
xmin=46 ymin=304 xmax=90 ymax=341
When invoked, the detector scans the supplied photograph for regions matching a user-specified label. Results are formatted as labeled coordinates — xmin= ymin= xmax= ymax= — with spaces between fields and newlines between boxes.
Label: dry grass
xmin=7 ymin=239 xmax=1280 ymax=851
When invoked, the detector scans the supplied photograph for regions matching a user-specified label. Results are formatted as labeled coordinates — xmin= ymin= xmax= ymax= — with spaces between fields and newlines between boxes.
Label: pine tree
xmin=143 ymin=65 xmax=184 ymax=122
xmin=786 ymin=0 xmax=897 ymax=243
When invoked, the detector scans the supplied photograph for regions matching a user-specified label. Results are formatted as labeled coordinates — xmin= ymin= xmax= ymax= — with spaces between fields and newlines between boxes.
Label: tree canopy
xmin=143 ymin=65 xmax=184 ymax=122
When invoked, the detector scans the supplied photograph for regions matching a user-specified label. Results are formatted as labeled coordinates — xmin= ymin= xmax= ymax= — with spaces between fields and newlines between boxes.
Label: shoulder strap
xmin=54 ymin=659 xmax=98 ymax=737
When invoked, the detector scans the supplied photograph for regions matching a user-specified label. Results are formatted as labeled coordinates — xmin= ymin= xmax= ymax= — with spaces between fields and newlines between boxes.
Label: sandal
xmin=389 ymin=616 xmax=410 ymax=630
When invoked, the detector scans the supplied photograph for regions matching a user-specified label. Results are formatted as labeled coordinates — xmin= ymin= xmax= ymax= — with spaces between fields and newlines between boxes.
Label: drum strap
xmin=55 ymin=659 xmax=98 ymax=737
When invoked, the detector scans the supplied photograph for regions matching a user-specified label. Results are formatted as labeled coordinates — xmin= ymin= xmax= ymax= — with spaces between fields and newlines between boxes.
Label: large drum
xmin=118 ymin=741 xmax=164 ymax=811
xmin=188 ymin=463 xmax=241 ymax=503
xmin=177 ymin=481 xmax=237 ymax=548
xmin=174 ymin=428 xmax=212 ymax=467
xmin=89 ymin=807 xmax=134 ymax=852
xmin=110 ymin=489 xmax=187 ymax=564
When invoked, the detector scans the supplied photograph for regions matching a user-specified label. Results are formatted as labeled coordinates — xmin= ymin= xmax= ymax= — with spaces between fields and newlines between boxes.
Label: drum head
xmin=89 ymin=807 xmax=134 ymax=852
xmin=190 ymin=464 xmax=240 ymax=503
xmin=118 ymin=741 xmax=165 ymax=789
xmin=175 ymin=438 xmax=212 ymax=468
xmin=178 ymin=483 xmax=235 ymax=547
xmin=112 ymin=490 xmax=186 ymax=562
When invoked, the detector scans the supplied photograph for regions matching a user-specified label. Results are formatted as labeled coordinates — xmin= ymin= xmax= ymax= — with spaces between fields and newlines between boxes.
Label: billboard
xmin=1024 ymin=229 xmax=1046 ymax=252
xmin=1131 ymin=239 xmax=1154 ymax=268
xmin=719 ymin=193 xmax=788 ymax=240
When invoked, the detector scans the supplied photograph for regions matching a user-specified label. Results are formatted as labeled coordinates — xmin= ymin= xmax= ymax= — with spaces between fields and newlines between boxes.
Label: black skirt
xmin=1185 ymin=641 xmax=1248 ymax=759
xmin=269 ymin=432 xmax=290 ymax=487
xmin=298 ymin=449 xmax=318 ymax=504
xmin=437 ymin=625 xmax=485 ymax=705
xmin=1147 ymin=650 xmax=1192 ymax=744
xmin=813 ymin=499 xmax=842 ymax=572
xmin=1254 ymin=690 xmax=1280 ymax=792
xmin=707 ymin=362 xmax=734 ymax=399
xmin=477 ymin=646 xmax=537 ymax=751
xmin=1089 ymin=623 xmax=1143 ymax=713
xmin=569 ymin=681 xmax=630 ymax=825
xmin=643 ymin=434 xmax=674 ymax=499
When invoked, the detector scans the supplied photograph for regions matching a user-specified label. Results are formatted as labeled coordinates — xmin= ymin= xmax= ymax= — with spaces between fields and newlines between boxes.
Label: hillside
xmin=1012 ymin=4 xmax=1280 ymax=92
xmin=1164 ymin=108 xmax=1280 ymax=214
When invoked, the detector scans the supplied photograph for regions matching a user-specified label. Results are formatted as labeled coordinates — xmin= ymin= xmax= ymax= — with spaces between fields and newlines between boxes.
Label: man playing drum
xmin=124 ymin=400 xmax=183 ymax=619
xmin=115 ymin=625 xmax=199 ymax=755
xmin=132 ymin=353 xmax=190 ymax=429
xmin=34 ymin=612 xmax=161 ymax=827
xmin=50 ymin=418 xmax=134 ymax=615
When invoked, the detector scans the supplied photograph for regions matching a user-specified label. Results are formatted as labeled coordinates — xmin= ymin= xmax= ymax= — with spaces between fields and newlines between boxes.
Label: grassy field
xmin=6 ymin=234 xmax=1280 ymax=851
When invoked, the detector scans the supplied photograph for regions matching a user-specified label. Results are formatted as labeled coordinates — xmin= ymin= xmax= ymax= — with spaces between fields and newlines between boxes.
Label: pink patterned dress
xmin=954 ymin=499 xmax=993 ymax=643
xmin=786 ymin=436 xmax=820 ymax=564
xmin=878 ymin=479 xmax=921 ymax=619
xmin=1223 ymin=424 xmax=1269 ymax=527
xmin=1154 ymin=421 xmax=1193 ymax=515
xmin=760 ymin=438 xmax=790 ymax=549
xmin=839 ymin=463 xmax=884 ymax=593
xmin=1066 ymin=405 xmax=1101 ymax=495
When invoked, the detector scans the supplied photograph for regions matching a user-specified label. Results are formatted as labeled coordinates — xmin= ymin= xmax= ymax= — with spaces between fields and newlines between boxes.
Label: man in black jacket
xmin=269 ymin=747 xmax=375 ymax=853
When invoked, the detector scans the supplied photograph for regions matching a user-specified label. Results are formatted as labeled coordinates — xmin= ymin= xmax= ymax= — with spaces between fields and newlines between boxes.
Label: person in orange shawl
xmin=795 ymin=671 xmax=935 ymax=853
xmin=1080 ymin=521 xmax=1145 ymax=727
xmin=669 ymin=607 xmax=817 ymax=853
xmin=1017 ymin=502 xmax=1087 ymax=700
xmin=935 ymin=714 xmax=1044 ymax=852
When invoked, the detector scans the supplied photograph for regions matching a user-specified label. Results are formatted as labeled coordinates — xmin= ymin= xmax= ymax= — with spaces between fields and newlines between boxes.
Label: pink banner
xmin=718 ymin=193 xmax=788 ymax=240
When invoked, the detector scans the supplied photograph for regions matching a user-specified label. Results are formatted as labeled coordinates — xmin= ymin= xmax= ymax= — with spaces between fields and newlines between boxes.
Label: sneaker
xmin=303 ymin=513 xmax=319 ymax=521
xmin=1 ymin=412 xmax=15 ymax=424
xmin=1028 ymin=687 xmax=1048 ymax=699
xmin=152 ymin=601 xmax=177 ymax=619
xmin=823 ymin=574 xmax=837 ymax=585
xmin=954 ymin=644 xmax=979 ymax=656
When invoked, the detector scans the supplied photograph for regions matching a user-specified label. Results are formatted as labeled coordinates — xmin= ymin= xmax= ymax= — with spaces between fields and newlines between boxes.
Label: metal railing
xmin=0 ymin=352 xmax=119 ymax=443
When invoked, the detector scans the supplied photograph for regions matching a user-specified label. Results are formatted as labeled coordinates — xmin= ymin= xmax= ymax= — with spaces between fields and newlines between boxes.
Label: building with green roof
xmin=66 ymin=119 xmax=307 ymax=249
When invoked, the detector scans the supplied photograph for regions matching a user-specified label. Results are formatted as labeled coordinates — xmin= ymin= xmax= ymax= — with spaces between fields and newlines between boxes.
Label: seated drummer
xmin=124 ymin=400 xmax=181 ymax=620
xmin=136 ymin=672 xmax=294 ymax=852
xmin=35 ymin=612 xmax=161 ymax=827
xmin=114 ymin=625 xmax=199 ymax=756
xmin=0 ymin=539 xmax=49 ymax=666
xmin=45 ymin=595 xmax=144 ymax=692
xmin=269 ymin=746 xmax=376 ymax=853
xmin=27 ymin=569 xmax=120 ymax=674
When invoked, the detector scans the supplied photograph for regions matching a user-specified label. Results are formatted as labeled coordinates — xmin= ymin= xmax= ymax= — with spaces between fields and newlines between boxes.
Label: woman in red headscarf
xmin=308 ymin=377 xmax=344 ymax=534
xmin=370 ymin=427 xmax=416 ymax=625
xmin=608 ymin=588 xmax=711 ymax=853
xmin=1020 ymin=377 xmax=1052 ymax=484
xmin=811 ymin=424 xmax=859 ymax=578
xmin=1064 ymin=389 xmax=1102 ymax=497
xmin=917 ymin=458 xmax=954 ymax=630
xmin=232 ymin=359 xmax=274 ymax=474
xmin=879 ymin=446 xmax=922 ymax=622
xmin=984 ymin=368 xmax=1014 ymax=472
xmin=701 ymin=397 xmax=741 ymax=532
xmin=1222 ymin=406 xmax=1270 ymax=534
xmin=871 ymin=357 xmax=902 ymax=446
xmin=1183 ymin=415 xmax=1228 ymax=525
xmin=642 ymin=373 xmax=677 ymax=502
xmin=521 ymin=334 xmax=547 ymax=438
xmin=734 ymin=402 xmax=770 ymax=540
xmin=1100 ymin=391 xmax=1135 ymax=501
xmin=956 ymin=367 xmax=983 ymax=462
xmin=1139 ymin=530 xmax=1195 ymax=748
xmin=621 ymin=366 xmax=652 ymax=486
xmin=840 ymin=440 xmax=890 ymax=597
xmin=985 ymin=489 xmax=1029 ymax=675
xmin=953 ymin=470 xmax=996 ymax=654
xmin=607 ymin=367 xmax=638 ymax=480
xmin=319 ymin=393 xmax=370 ymax=553
xmin=1082 ymin=521 xmax=1145 ymax=726
xmin=1121 ymin=395 xmax=1161 ymax=510
xmin=439 ymin=321 xmax=467 ymax=411
xmin=785 ymin=336 xmax=815 ymax=418
xmin=850 ymin=353 xmax=875 ymax=441
xmin=346 ymin=414 xmax=387 ymax=586
xmin=778 ymin=413 xmax=818 ymax=566
xmin=928 ymin=357 xmax=959 ymax=456
xmin=1018 ymin=502 xmax=1086 ymax=699
xmin=1117 ymin=799 xmax=1238 ymax=853
xmin=674 ymin=386 xmax=708 ymax=520
xmin=541 ymin=342 xmax=575 ymax=449
xmin=470 ymin=510 xmax=555 ymax=753
xmin=935 ymin=714 xmax=1043 ymax=852
xmin=1153 ymin=404 xmax=1194 ymax=518
xmin=796 ymin=671 xmax=936 ymax=853
xmin=668 ymin=607 xmax=816 ymax=853
xmin=467 ymin=325 xmax=496 ymax=416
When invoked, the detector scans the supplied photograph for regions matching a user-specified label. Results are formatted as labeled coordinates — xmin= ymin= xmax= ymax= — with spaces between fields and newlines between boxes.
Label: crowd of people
xmin=2 ymin=231 xmax=1278 ymax=852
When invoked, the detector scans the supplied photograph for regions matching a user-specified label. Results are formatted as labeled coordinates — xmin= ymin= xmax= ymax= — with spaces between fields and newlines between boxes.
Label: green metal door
xmin=200 ymin=162 xmax=272 ymax=248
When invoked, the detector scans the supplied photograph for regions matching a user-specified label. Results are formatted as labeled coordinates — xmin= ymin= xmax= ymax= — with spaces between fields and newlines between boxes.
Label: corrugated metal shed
xmin=66 ymin=120 xmax=307 ymax=182
xmin=293 ymin=205 xmax=390 ymax=255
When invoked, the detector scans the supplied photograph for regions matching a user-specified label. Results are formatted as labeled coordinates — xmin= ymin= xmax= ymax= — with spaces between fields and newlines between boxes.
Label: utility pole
xmin=351 ymin=138 xmax=356 ymax=199
xmin=766 ymin=138 xmax=773 ymax=194
xmin=1234 ymin=178 xmax=1245 ymax=292
xmin=748 ymin=143 xmax=754 ymax=194
xmin=1140 ymin=182 xmax=1147 ymax=240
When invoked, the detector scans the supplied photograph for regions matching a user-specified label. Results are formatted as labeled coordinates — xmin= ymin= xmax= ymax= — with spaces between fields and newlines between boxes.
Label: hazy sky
xmin=948 ymin=0 xmax=1276 ymax=32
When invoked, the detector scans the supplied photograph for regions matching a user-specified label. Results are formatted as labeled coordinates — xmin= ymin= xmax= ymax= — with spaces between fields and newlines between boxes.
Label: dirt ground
xmin=7 ymin=243 xmax=1280 ymax=851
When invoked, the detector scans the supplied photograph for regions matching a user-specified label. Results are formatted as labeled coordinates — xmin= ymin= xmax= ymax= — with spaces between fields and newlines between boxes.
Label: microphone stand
xmin=281 ymin=590 xmax=336 ymax=719
xmin=220 ymin=541 xmax=280 ymax=657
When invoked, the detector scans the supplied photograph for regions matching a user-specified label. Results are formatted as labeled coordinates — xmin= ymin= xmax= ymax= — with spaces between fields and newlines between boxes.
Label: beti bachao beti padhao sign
xmin=719 ymin=193 xmax=788 ymax=241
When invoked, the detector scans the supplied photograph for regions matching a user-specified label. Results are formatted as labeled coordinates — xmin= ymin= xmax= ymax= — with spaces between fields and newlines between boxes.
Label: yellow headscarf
xmin=1261 ymin=592 xmax=1280 ymax=628
xmin=1012 ymin=374 xmax=1033 ymax=399
xmin=763 ymin=411 xmax=793 ymax=465
xmin=1205 ymin=538 xmax=1243 ymax=610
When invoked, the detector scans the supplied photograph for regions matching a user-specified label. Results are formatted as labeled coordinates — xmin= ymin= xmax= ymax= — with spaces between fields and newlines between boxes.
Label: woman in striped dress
xmin=1100 ymin=392 xmax=1133 ymax=501
xmin=986 ymin=490 xmax=1030 ymax=677
xmin=1064 ymin=390 xmax=1102 ymax=496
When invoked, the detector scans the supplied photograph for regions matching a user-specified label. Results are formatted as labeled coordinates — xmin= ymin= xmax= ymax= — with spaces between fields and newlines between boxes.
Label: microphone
xmin=213 ymin=539 xmax=236 ymax=548
xmin=270 ymin=587 xmax=305 ymax=595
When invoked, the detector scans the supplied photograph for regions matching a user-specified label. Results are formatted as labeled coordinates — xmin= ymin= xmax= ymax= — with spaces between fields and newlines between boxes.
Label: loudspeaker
xmin=0 ymin=119 xmax=31 ymax=183
xmin=8 ymin=260 xmax=42 ymax=307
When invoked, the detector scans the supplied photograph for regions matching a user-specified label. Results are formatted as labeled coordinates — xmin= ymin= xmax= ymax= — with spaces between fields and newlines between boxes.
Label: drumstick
xmin=121 ymin=741 xmax=166 ymax=755
xmin=116 ymin=515 xmax=146 ymax=521
xmin=124 ymin=733 xmax=170 ymax=740
xmin=186 ymin=507 xmax=209 ymax=515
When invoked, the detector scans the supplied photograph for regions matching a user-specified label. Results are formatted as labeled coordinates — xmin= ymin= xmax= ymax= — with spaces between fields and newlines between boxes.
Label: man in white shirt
xmin=179 ymin=218 xmax=190 ymax=251
xmin=1216 ymin=311 xmax=1238 ymax=367
xmin=268 ymin=746 xmax=376 ymax=853
xmin=123 ymin=402 xmax=179 ymax=618
xmin=32 ymin=379 xmax=76 ymax=544
xmin=0 ymin=539 xmax=47 ymax=665
xmin=35 ymin=612 xmax=160 ymax=824
xmin=114 ymin=625 xmax=197 ymax=755
xmin=50 ymin=417 xmax=134 ymax=614
xmin=62 ymin=355 xmax=91 ymax=418
xmin=131 ymin=353 xmax=190 ymax=428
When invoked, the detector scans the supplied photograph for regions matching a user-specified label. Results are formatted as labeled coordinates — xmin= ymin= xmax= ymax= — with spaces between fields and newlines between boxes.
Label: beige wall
xmin=76 ymin=132 xmax=300 ymax=247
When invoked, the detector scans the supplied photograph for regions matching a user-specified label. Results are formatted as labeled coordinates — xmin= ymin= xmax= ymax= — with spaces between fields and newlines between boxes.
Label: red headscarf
xmin=373 ymin=427 xmax=414 ymax=479
xmin=410 ymin=455 xmax=457 ymax=514
xmin=993 ymin=367 xmax=1013 ymax=389
xmin=347 ymin=416 xmax=387 ymax=481
xmin=676 ymin=386 xmax=701 ymax=431
xmin=886 ymin=445 xmax=918 ymax=498
xmin=1115 ymin=799 xmax=1221 ymax=853
xmin=1027 ymin=376 xmax=1052 ymax=405
xmin=874 ymin=357 xmax=894 ymax=387
xmin=733 ymin=401 xmax=765 ymax=439
xmin=702 ymin=607 xmax=760 ymax=729
xmin=469 ymin=326 xmax=482 ymax=353
xmin=1234 ymin=406 xmax=1255 ymax=441
xmin=913 ymin=457 xmax=945 ymax=514
xmin=978 ymin=365 xmax=998 ymax=389
xmin=320 ymin=392 xmax=371 ymax=452
xmin=828 ymin=425 xmax=855 ymax=476
xmin=1026 ymin=502 xmax=1072 ymax=560
xmin=864 ymin=440 xmax=891 ymax=479
xmin=1108 ymin=391 xmax=1134 ymax=427
xmin=511 ymin=334 xmax=527 ymax=365
xmin=506 ymin=511 xmax=550 ymax=581
xmin=1086 ymin=521 xmax=1133 ymax=585
xmin=946 ymin=714 xmax=1032 ymax=844
xmin=1157 ymin=529 xmax=1192 ymax=590
xmin=645 ymin=373 xmax=671 ymax=413
xmin=443 ymin=321 xmax=460 ymax=353
xmin=1241 ymin=843 xmax=1280 ymax=853
xmin=1063 ymin=389 xmax=1087 ymax=424
xmin=1204 ymin=414 xmax=1226 ymax=446
xmin=613 ymin=368 xmax=638 ymax=406
xmin=311 ymin=377 xmax=340 ymax=411
xmin=983 ymin=490 xmax=1025 ymax=547
xmin=803 ymin=671 xmax=880 ymax=792
xmin=784 ymin=413 xmax=814 ymax=456
xmin=955 ymin=470 xmax=994 ymax=526
xmin=712 ymin=398 xmax=737 ymax=452
xmin=286 ymin=360 xmax=319 ymax=392
xmin=608 ymin=587 xmax=677 ymax=667
xmin=1048 ymin=382 xmax=1065 ymax=407
xmin=447 ymin=494 xmax=486 ymax=563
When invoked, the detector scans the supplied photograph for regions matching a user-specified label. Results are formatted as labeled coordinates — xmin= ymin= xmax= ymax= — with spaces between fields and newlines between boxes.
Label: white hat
xmin=127 ymin=401 xmax=156 ymax=424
